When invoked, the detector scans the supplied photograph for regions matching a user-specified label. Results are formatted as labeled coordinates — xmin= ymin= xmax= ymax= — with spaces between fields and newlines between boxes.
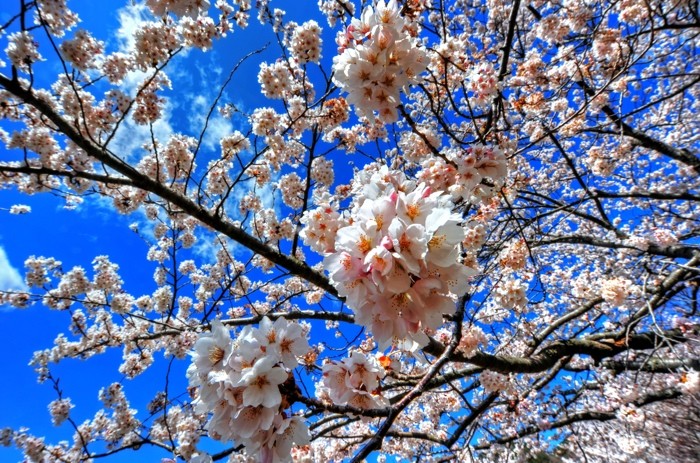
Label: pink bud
xmin=380 ymin=235 xmax=393 ymax=250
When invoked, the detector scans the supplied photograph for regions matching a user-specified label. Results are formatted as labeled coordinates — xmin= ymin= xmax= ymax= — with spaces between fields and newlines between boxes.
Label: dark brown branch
xmin=474 ymin=389 xmax=684 ymax=449
xmin=569 ymin=357 xmax=700 ymax=373
xmin=0 ymin=74 xmax=338 ymax=297
xmin=534 ymin=235 xmax=700 ymax=260
xmin=0 ymin=163 xmax=134 ymax=186
xmin=497 ymin=0 xmax=521 ymax=82
xmin=592 ymin=189 xmax=700 ymax=202
xmin=424 ymin=325 xmax=699 ymax=374
xmin=577 ymin=80 xmax=700 ymax=172
xmin=292 ymin=395 xmax=391 ymax=419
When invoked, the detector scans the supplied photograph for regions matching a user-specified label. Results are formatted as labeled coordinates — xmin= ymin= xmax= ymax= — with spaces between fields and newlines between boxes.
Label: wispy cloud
xmin=0 ymin=246 xmax=24 ymax=291
xmin=107 ymin=99 xmax=175 ymax=161
xmin=113 ymin=3 xmax=149 ymax=54
xmin=106 ymin=3 xmax=177 ymax=160
xmin=100 ymin=4 xmax=276 ymax=264
xmin=188 ymin=94 xmax=234 ymax=152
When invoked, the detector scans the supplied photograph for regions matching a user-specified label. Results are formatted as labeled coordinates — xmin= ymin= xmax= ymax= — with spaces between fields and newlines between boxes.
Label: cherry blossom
xmin=1 ymin=0 xmax=699 ymax=461
xmin=332 ymin=0 xmax=428 ymax=122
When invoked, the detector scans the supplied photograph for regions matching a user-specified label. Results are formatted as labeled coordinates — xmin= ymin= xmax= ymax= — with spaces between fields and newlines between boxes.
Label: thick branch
xmin=425 ymin=325 xmax=699 ymax=374
xmin=0 ymin=163 xmax=134 ymax=186
xmin=569 ymin=357 xmax=700 ymax=373
xmin=0 ymin=74 xmax=338 ymax=297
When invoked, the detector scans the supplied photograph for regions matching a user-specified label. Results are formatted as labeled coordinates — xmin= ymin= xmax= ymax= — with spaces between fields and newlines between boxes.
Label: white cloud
xmin=0 ymin=246 xmax=24 ymax=291
xmin=188 ymin=94 xmax=234 ymax=152
xmin=106 ymin=3 xmax=176 ymax=160
xmin=107 ymin=100 xmax=175 ymax=160
xmin=114 ymin=3 xmax=149 ymax=53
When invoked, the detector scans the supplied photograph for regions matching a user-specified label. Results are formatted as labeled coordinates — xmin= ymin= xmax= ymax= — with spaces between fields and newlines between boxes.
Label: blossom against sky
xmin=1 ymin=0 xmax=699 ymax=461
xmin=0 ymin=2 xmax=300 ymax=461
xmin=0 ymin=0 xmax=358 ymax=459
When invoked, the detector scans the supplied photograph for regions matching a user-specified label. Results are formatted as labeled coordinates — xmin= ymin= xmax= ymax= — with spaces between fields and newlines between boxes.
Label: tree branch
xmin=0 ymin=74 xmax=338 ymax=297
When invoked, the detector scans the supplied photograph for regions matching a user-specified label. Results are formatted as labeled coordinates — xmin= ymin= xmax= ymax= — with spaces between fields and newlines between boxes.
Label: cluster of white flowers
xmin=5 ymin=31 xmax=43 ymax=72
xmin=187 ymin=318 xmax=311 ymax=462
xmin=479 ymin=370 xmax=513 ymax=394
xmin=499 ymin=239 xmax=529 ymax=271
xmin=304 ymin=166 xmax=474 ymax=349
xmin=24 ymin=255 xmax=62 ymax=288
xmin=651 ymin=228 xmax=678 ymax=246
xmin=48 ymin=398 xmax=74 ymax=426
xmin=35 ymin=0 xmax=79 ymax=36
xmin=463 ymin=222 xmax=487 ymax=250
xmin=496 ymin=278 xmax=528 ymax=311
xmin=97 ymin=383 xmax=141 ymax=444
xmin=318 ymin=97 xmax=350 ymax=131
xmin=257 ymin=61 xmax=295 ymax=99
xmin=132 ymin=74 xmax=171 ymax=125
xmin=319 ymin=351 xmax=388 ymax=409
xmin=146 ymin=0 xmax=210 ymax=17
xmin=451 ymin=144 xmax=507 ymax=197
xmin=310 ymin=157 xmax=334 ymax=186
xmin=434 ymin=323 xmax=488 ymax=357
xmin=9 ymin=204 xmax=31 ymax=214
xmin=318 ymin=0 xmax=355 ymax=27
xmin=133 ymin=21 xmax=180 ymax=69
xmin=467 ymin=62 xmax=500 ymax=107
xmin=600 ymin=277 xmax=631 ymax=305
xmin=398 ymin=127 xmax=440 ymax=163
xmin=457 ymin=325 xmax=487 ymax=357
xmin=251 ymin=208 xmax=296 ymax=244
xmin=151 ymin=405 xmax=208 ymax=460
xmin=417 ymin=143 xmax=509 ymax=204
xmin=299 ymin=199 xmax=344 ymax=254
xmin=288 ymin=20 xmax=322 ymax=64
xmin=332 ymin=0 xmax=428 ymax=122
xmin=277 ymin=172 xmax=305 ymax=209
xmin=180 ymin=16 xmax=218 ymax=50
xmin=59 ymin=30 xmax=103 ymax=70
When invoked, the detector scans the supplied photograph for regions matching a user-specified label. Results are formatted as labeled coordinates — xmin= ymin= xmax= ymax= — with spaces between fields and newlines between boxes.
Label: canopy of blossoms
xmin=0 ymin=0 xmax=698 ymax=462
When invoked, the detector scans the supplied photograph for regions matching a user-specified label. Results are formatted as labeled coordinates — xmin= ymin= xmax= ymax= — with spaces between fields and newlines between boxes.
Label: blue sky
xmin=0 ymin=1 xmax=342 ymax=461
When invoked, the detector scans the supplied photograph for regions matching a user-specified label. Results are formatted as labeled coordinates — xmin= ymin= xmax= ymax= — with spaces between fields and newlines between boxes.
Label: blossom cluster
xmin=35 ymin=0 xmax=79 ymax=36
xmin=479 ymin=370 xmax=514 ymax=394
xmin=332 ymin=0 xmax=428 ymax=122
xmin=146 ymin=0 xmax=211 ymax=18
xmin=303 ymin=166 xmax=475 ymax=349
xmin=187 ymin=318 xmax=311 ymax=462
xmin=495 ymin=278 xmax=528 ymax=311
xmin=48 ymin=398 xmax=74 ymax=426
xmin=417 ymin=143 xmax=509 ymax=204
xmin=60 ymin=30 xmax=103 ymax=70
xmin=318 ymin=0 xmax=355 ymax=27
xmin=467 ymin=62 xmax=500 ymax=107
xmin=436 ymin=324 xmax=488 ymax=357
xmin=9 ymin=204 xmax=31 ymax=214
xmin=319 ymin=351 xmax=388 ymax=410
xmin=600 ymin=277 xmax=632 ymax=305
xmin=5 ymin=32 xmax=43 ymax=72
xmin=299 ymin=200 xmax=343 ymax=254
xmin=288 ymin=20 xmax=323 ymax=64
